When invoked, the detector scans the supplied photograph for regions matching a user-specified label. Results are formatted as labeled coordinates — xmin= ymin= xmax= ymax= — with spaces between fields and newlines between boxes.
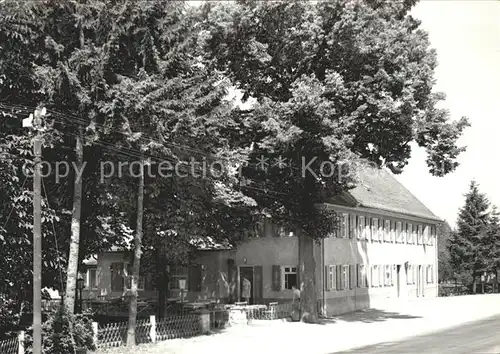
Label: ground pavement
xmin=95 ymin=294 xmax=500 ymax=354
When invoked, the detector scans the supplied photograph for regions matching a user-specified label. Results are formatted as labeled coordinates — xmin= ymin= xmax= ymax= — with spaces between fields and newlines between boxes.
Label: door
xmin=239 ymin=266 xmax=254 ymax=304
xmin=396 ymin=265 xmax=401 ymax=298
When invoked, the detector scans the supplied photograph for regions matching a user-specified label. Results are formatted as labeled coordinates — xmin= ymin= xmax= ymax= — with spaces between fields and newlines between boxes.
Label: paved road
xmin=332 ymin=314 xmax=500 ymax=354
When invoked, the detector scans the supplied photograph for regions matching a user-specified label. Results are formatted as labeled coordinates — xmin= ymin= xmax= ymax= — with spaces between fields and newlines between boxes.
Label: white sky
xmin=395 ymin=0 xmax=500 ymax=227
xmin=190 ymin=0 xmax=500 ymax=227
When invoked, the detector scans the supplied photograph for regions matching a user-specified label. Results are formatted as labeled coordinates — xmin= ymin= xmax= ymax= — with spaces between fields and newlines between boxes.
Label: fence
xmin=95 ymin=313 xmax=205 ymax=350
xmin=0 ymin=332 xmax=24 ymax=354
xmin=0 ymin=302 xmax=301 ymax=352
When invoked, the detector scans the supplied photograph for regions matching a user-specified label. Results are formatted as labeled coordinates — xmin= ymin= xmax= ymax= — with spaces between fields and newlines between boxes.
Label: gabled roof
xmin=329 ymin=166 xmax=442 ymax=222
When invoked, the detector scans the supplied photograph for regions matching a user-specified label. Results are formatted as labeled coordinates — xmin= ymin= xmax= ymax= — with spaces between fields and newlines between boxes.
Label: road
xmin=332 ymin=314 xmax=500 ymax=354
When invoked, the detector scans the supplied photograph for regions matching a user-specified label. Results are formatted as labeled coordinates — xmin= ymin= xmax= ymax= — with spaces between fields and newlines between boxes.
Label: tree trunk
xmin=472 ymin=275 xmax=477 ymax=294
xmin=65 ymin=126 xmax=84 ymax=313
xmin=126 ymin=153 xmax=144 ymax=347
xmin=156 ymin=246 xmax=168 ymax=319
xmin=298 ymin=229 xmax=317 ymax=323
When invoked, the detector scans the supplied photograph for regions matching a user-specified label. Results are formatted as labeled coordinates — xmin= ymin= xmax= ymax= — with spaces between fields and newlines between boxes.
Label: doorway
xmin=396 ymin=265 xmax=401 ymax=298
xmin=239 ymin=266 xmax=254 ymax=305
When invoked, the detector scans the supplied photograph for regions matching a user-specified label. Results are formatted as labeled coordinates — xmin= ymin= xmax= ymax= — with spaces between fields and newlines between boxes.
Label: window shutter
xmin=336 ymin=265 xmax=342 ymax=290
xmin=188 ymin=265 xmax=202 ymax=292
xmin=254 ymin=266 xmax=263 ymax=304
xmin=272 ymin=265 xmax=281 ymax=291
xmin=332 ymin=265 xmax=336 ymax=290
xmin=356 ymin=264 xmax=360 ymax=287
xmin=324 ymin=265 xmax=330 ymax=291
xmin=349 ymin=214 xmax=355 ymax=239
xmin=297 ymin=264 xmax=300 ymax=289
xmin=349 ymin=265 xmax=354 ymax=289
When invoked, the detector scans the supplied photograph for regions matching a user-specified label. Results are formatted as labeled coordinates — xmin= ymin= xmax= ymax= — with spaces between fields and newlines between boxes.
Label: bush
xmin=24 ymin=306 xmax=96 ymax=354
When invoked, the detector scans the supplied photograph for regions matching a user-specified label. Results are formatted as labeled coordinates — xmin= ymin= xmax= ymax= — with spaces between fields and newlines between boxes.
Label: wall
xmin=82 ymin=251 xmax=157 ymax=300
xmin=322 ymin=205 xmax=439 ymax=316
xmin=195 ymin=218 xmax=299 ymax=304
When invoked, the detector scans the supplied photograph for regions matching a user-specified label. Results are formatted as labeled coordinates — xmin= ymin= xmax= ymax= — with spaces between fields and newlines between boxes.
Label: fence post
xmin=199 ymin=309 xmax=210 ymax=335
xmin=92 ymin=322 xmax=98 ymax=347
xmin=18 ymin=330 xmax=25 ymax=354
xmin=149 ymin=315 xmax=156 ymax=343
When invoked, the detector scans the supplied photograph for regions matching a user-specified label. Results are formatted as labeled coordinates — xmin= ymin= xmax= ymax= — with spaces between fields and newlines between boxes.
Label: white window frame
xmin=341 ymin=213 xmax=349 ymax=238
xmin=412 ymin=225 xmax=417 ymax=244
xmin=384 ymin=220 xmax=390 ymax=242
xmin=406 ymin=223 xmax=412 ymax=244
xmin=342 ymin=265 xmax=349 ymax=289
xmin=396 ymin=221 xmax=402 ymax=243
xmin=365 ymin=217 xmax=371 ymax=241
xmin=372 ymin=218 xmax=379 ymax=242
xmin=358 ymin=264 xmax=366 ymax=287
xmin=417 ymin=225 xmax=423 ymax=244
xmin=87 ymin=267 xmax=98 ymax=290
xmin=327 ymin=265 xmax=336 ymax=291
xmin=358 ymin=216 xmax=365 ymax=240
xmin=371 ymin=265 xmax=379 ymax=287
xmin=283 ymin=266 xmax=298 ymax=290
xmin=384 ymin=265 xmax=392 ymax=286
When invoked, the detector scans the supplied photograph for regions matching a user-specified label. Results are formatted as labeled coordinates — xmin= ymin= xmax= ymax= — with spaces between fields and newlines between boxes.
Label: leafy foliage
xmin=23 ymin=307 xmax=95 ymax=354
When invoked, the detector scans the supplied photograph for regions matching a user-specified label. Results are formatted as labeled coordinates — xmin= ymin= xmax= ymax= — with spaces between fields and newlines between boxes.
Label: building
xmin=83 ymin=167 xmax=441 ymax=316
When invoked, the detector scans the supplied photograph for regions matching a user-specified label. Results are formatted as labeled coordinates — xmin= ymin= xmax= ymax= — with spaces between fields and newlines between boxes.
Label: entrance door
xmin=396 ymin=265 xmax=401 ymax=298
xmin=239 ymin=266 xmax=254 ymax=305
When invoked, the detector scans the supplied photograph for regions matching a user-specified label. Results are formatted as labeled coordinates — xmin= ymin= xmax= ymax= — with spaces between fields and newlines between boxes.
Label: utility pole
xmin=24 ymin=107 xmax=46 ymax=354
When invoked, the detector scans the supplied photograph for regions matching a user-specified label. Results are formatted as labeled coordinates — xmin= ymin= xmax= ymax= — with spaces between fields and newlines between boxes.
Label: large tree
xmin=449 ymin=181 xmax=490 ymax=293
xmin=197 ymin=0 xmax=469 ymax=322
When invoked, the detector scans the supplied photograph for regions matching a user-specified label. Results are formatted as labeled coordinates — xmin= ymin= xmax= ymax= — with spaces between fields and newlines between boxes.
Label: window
xmin=365 ymin=217 xmax=371 ymax=241
xmin=385 ymin=265 xmax=392 ymax=286
xmin=125 ymin=264 xmax=145 ymax=290
xmin=426 ymin=265 xmax=434 ymax=284
xmin=340 ymin=213 xmax=349 ymax=238
xmin=87 ymin=267 xmax=97 ymax=290
xmin=358 ymin=216 xmax=364 ymax=240
xmin=390 ymin=221 xmax=396 ymax=243
xmin=401 ymin=222 xmax=407 ymax=243
xmin=169 ymin=266 xmax=188 ymax=290
xmin=342 ymin=265 xmax=349 ymax=289
xmin=372 ymin=218 xmax=379 ymax=242
xmin=384 ymin=220 xmax=390 ymax=242
xmin=396 ymin=221 xmax=402 ymax=243
xmin=423 ymin=225 xmax=429 ymax=245
xmin=349 ymin=214 xmax=356 ymax=239
xmin=412 ymin=224 xmax=417 ymax=244
xmin=357 ymin=264 xmax=366 ymax=288
xmin=371 ymin=265 xmax=379 ymax=287
xmin=284 ymin=267 xmax=298 ymax=290
xmin=430 ymin=226 xmax=435 ymax=246
xmin=110 ymin=262 xmax=125 ymax=292
xmin=417 ymin=225 xmax=423 ymax=244
xmin=407 ymin=223 xmax=413 ymax=244
xmin=325 ymin=265 xmax=336 ymax=291
xmin=407 ymin=265 xmax=412 ymax=285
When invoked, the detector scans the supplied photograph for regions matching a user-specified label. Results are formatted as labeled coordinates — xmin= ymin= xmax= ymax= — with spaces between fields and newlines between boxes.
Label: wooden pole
xmin=32 ymin=108 xmax=43 ymax=354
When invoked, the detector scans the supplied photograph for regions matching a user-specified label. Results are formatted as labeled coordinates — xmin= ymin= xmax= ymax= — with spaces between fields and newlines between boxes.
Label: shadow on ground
xmin=317 ymin=308 xmax=422 ymax=324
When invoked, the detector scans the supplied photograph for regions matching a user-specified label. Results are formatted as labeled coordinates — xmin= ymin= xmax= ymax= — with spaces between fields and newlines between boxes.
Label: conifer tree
xmin=449 ymin=181 xmax=490 ymax=293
